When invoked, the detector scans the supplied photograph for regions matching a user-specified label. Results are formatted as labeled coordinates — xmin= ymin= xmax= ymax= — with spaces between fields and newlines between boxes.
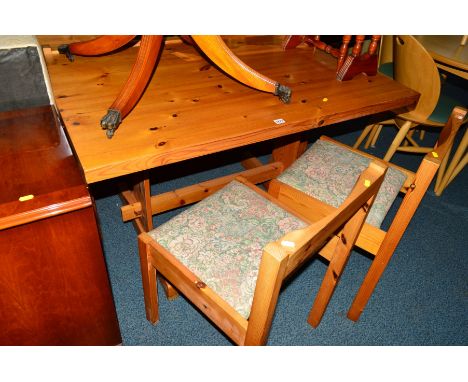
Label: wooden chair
xmin=58 ymin=35 xmax=291 ymax=138
xmin=283 ymin=35 xmax=381 ymax=80
xmin=268 ymin=107 xmax=467 ymax=322
xmin=138 ymin=163 xmax=387 ymax=345
xmin=434 ymin=126 xmax=467 ymax=195
xmin=354 ymin=35 xmax=468 ymax=163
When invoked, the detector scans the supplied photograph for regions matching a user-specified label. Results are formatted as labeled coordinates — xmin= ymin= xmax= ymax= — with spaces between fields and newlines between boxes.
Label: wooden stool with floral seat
xmin=268 ymin=107 xmax=467 ymax=323
xmin=137 ymin=163 xmax=386 ymax=345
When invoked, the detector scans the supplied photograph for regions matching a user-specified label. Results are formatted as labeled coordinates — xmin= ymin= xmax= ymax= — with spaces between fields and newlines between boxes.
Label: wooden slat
xmin=120 ymin=162 xmax=283 ymax=222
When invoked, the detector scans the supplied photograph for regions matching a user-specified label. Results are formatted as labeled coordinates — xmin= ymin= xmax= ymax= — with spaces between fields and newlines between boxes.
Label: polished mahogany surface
xmin=0 ymin=106 xmax=121 ymax=345
xmin=0 ymin=208 xmax=121 ymax=345
xmin=0 ymin=106 xmax=88 ymax=225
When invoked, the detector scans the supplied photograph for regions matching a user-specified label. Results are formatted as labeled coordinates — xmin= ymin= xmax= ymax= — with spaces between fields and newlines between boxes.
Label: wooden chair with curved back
xmin=354 ymin=35 xmax=467 ymax=177
xmin=354 ymin=35 xmax=445 ymax=161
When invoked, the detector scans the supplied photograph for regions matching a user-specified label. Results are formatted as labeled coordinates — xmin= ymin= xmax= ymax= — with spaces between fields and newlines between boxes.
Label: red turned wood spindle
xmin=368 ymin=35 xmax=381 ymax=56
xmin=337 ymin=35 xmax=352 ymax=72
xmin=352 ymin=35 xmax=365 ymax=56
xmin=310 ymin=36 xmax=327 ymax=51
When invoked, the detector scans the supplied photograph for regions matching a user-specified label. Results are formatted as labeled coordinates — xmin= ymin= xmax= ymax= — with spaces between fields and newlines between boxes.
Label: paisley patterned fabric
xmin=277 ymin=139 xmax=407 ymax=227
xmin=148 ymin=180 xmax=307 ymax=319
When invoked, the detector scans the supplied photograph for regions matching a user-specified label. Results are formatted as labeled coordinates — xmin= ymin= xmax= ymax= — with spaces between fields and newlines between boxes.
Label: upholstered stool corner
xmin=277 ymin=138 xmax=407 ymax=227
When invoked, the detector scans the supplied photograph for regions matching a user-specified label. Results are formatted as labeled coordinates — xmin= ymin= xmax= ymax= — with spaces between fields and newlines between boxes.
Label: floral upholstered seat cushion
xmin=277 ymin=139 xmax=407 ymax=227
xmin=148 ymin=180 xmax=307 ymax=319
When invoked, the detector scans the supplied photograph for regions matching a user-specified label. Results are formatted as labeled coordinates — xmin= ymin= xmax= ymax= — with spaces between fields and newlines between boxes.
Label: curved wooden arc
xmin=191 ymin=35 xmax=291 ymax=103
xmin=59 ymin=35 xmax=137 ymax=60
xmin=101 ymin=35 xmax=163 ymax=138
xmin=394 ymin=35 xmax=441 ymax=123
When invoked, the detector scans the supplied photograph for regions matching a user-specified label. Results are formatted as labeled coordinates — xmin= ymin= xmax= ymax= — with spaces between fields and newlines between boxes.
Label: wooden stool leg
xmin=434 ymin=145 xmax=452 ymax=193
xmin=244 ymin=248 xmax=289 ymax=345
xmin=435 ymin=129 xmax=468 ymax=195
xmin=160 ymin=278 xmax=179 ymax=300
xmin=308 ymin=194 xmax=372 ymax=328
xmin=383 ymin=120 xmax=413 ymax=161
xmin=138 ymin=236 xmax=159 ymax=324
xmin=364 ymin=125 xmax=381 ymax=149
xmin=101 ymin=35 xmax=164 ymax=138
xmin=58 ymin=35 xmax=136 ymax=61
xmin=353 ymin=123 xmax=376 ymax=149
xmin=436 ymin=152 xmax=467 ymax=195
xmin=370 ymin=125 xmax=383 ymax=147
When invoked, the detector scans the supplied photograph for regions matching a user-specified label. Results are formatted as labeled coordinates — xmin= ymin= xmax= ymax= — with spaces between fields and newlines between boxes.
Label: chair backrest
xmin=378 ymin=35 xmax=393 ymax=66
xmin=393 ymin=35 xmax=441 ymax=123
xmin=245 ymin=161 xmax=386 ymax=344
xmin=282 ymin=35 xmax=381 ymax=80
xmin=275 ymin=161 xmax=386 ymax=278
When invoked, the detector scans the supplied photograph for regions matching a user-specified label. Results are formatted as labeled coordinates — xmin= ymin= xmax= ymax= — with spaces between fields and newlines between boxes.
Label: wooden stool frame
xmin=138 ymin=163 xmax=386 ymax=345
xmin=268 ymin=107 xmax=467 ymax=321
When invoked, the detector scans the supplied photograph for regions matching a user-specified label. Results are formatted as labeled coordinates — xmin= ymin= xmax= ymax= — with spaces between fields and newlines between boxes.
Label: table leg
xmin=271 ymin=138 xmax=308 ymax=169
xmin=120 ymin=172 xmax=152 ymax=234
xmin=191 ymin=35 xmax=291 ymax=103
xmin=101 ymin=35 xmax=164 ymax=138
xmin=58 ymin=35 xmax=136 ymax=60
xmin=119 ymin=172 xmax=179 ymax=300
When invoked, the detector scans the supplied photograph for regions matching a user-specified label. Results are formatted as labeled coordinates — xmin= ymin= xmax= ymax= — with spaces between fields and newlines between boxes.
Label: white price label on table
xmin=273 ymin=118 xmax=286 ymax=125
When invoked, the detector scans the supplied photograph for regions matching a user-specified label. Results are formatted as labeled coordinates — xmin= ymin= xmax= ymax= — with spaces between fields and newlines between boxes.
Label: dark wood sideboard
xmin=0 ymin=105 xmax=121 ymax=345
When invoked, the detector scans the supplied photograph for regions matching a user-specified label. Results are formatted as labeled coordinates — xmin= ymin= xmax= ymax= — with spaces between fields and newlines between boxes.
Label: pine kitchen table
xmin=45 ymin=36 xmax=419 ymax=234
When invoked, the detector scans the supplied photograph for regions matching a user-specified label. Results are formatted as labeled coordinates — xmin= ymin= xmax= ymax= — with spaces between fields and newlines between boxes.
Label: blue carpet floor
xmin=92 ymin=116 xmax=468 ymax=346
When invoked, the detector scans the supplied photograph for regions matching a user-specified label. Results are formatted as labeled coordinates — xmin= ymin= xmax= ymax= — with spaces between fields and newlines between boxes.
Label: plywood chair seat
xmin=138 ymin=166 xmax=386 ymax=345
xmin=147 ymin=179 xmax=308 ymax=319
